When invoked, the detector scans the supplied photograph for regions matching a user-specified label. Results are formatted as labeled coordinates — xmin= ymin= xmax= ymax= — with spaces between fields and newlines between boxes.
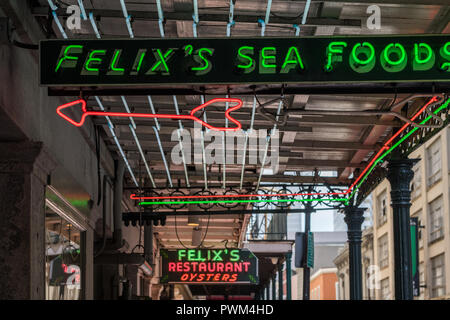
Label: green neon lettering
xmin=384 ymin=43 xmax=406 ymax=65
xmin=280 ymin=46 xmax=304 ymax=73
xmin=83 ymin=49 xmax=106 ymax=74
xmin=136 ymin=51 xmax=145 ymax=72
xmin=130 ymin=49 xmax=147 ymax=75
xmin=55 ymin=45 xmax=83 ymax=72
xmin=414 ymin=43 xmax=433 ymax=64
xmin=191 ymin=48 xmax=214 ymax=73
xmin=350 ymin=42 xmax=375 ymax=73
xmin=236 ymin=46 xmax=255 ymax=74
xmin=381 ymin=43 xmax=407 ymax=72
xmin=413 ymin=43 xmax=435 ymax=71
xmin=259 ymin=47 xmax=276 ymax=74
xmin=212 ymin=250 xmax=222 ymax=261
xmin=150 ymin=48 xmax=173 ymax=73
xmin=187 ymin=249 xmax=195 ymax=261
xmin=325 ymin=41 xmax=347 ymax=72
xmin=351 ymin=42 xmax=375 ymax=65
xmin=439 ymin=42 xmax=450 ymax=72
xmin=230 ymin=250 xmax=240 ymax=262
xmin=178 ymin=250 xmax=186 ymax=260
xmin=184 ymin=44 xmax=193 ymax=56
xmin=107 ymin=49 xmax=125 ymax=75
xmin=261 ymin=47 xmax=276 ymax=68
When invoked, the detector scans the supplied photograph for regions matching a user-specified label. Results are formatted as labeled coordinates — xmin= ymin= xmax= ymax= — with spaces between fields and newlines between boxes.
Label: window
xmin=431 ymin=254 xmax=446 ymax=298
xmin=378 ymin=233 xmax=389 ymax=269
xmin=427 ymin=138 xmax=441 ymax=187
xmin=411 ymin=162 xmax=421 ymax=200
xmin=380 ymin=278 xmax=390 ymax=300
xmin=428 ymin=196 xmax=444 ymax=243
xmin=377 ymin=190 xmax=388 ymax=226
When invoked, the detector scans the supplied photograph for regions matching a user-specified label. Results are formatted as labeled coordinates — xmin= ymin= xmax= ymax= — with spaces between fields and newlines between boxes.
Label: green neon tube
xmin=138 ymin=198 xmax=348 ymax=206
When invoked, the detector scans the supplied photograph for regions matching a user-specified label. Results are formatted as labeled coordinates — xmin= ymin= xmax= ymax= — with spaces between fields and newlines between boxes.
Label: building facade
xmin=310 ymin=268 xmax=338 ymax=300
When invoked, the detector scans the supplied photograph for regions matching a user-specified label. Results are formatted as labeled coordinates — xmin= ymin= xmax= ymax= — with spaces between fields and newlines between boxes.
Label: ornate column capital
xmin=344 ymin=207 xmax=366 ymax=242
xmin=387 ymin=158 xmax=419 ymax=205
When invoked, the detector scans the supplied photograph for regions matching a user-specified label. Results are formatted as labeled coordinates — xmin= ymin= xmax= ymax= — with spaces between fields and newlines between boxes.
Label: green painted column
xmin=343 ymin=206 xmax=366 ymax=300
xmin=278 ymin=263 xmax=284 ymax=300
xmin=272 ymin=273 xmax=276 ymax=300
xmin=387 ymin=158 xmax=418 ymax=300
xmin=286 ymin=252 xmax=292 ymax=300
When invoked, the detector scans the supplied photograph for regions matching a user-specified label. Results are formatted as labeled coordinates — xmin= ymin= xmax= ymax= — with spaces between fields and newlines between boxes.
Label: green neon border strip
xmin=138 ymin=98 xmax=449 ymax=207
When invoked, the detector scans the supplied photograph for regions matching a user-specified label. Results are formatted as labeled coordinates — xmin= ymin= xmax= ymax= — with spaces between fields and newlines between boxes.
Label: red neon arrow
xmin=56 ymin=98 xmax=243 ymax=132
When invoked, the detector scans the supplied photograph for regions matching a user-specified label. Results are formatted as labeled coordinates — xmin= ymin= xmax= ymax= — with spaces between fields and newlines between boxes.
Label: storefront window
xmin=45 ymin=202 xmax=84 ymax=300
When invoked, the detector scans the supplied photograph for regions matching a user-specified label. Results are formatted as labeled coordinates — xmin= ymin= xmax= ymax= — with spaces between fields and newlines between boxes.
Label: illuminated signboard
xmin=40 ymin=35 xmax=449 ymax=86
xmin=160 ymin=248 xmax=259 ymax=284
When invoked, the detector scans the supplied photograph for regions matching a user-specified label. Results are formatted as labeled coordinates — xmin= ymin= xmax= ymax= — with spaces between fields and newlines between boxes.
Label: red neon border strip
xmin=56 ymin=98 xmax=243 ymax=132
xmin=130 ymin=96 xmax=441 ymax=201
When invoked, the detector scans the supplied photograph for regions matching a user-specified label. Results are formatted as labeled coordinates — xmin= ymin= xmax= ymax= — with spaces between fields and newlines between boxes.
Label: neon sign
xmin=56 ymin=98 xmax=243 ymax=132
xmin=160 ymin=249 xmax=259 ymax=284
xmin=40 ymin=35 xmax=450 ymax=86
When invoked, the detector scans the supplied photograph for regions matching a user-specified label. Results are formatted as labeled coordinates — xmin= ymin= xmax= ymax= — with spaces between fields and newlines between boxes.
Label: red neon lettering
xmin=199 ymin=263 xmax=207 ymax=272
xmin=207 ymin=262 xmax=216 ymax=272
xmin=189 ymin=273 xmax=197 ymax=281
xmin=183 ymin=262 xmax=190 ymax=272
xmin=225 ymin=262 xmax=233 ymax=272
xmin=222 ymin=274 xmax=230 ymax=282
xmin=168 ymin=262 xmax=176 ymax=272
xmin=216 ymin=262 xmax=224 ymax=272
xmin=57 ymin=98 xmax=243 ymax=132
xmin=213 ymin=274 xmax=221 ymax=281
xmin=206 ymin=273 xmax=214 ymax=281
xmin=180 ymin=273 xmax=189 ymax=281
xmin=197 ymin=274 xmax=205 ymax=282
xmin=230 ymin=274 xmax=238 ymax=282
xmin=234 ymin=262 xmax=242 ymax=272
xmin=176 ymin=262 xmax=183 ymax=272
xmin=242 ymin=262 xmax=250 ymax=272
xmin=191 ymin=262 xmax=198 ymax=272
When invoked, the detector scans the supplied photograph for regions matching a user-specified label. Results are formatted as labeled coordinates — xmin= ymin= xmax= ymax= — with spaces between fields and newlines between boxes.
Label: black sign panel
xmin=160 ymin=248 xmax=259 ymax=284
xmin=40 ymin=35 xmax=450 ymax=86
